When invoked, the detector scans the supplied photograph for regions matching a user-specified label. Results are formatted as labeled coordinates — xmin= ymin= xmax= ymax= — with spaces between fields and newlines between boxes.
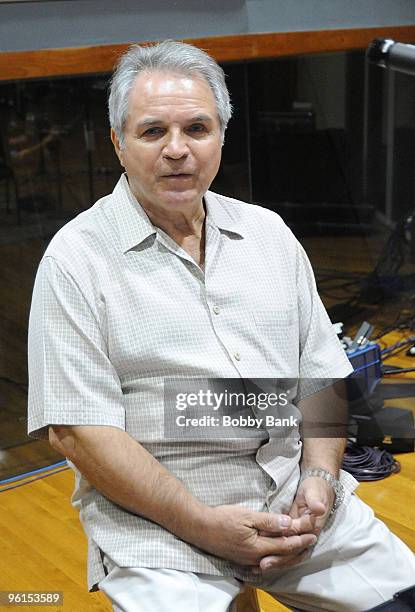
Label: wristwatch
xmin=299 ymin=467 xmax=345 ymax=515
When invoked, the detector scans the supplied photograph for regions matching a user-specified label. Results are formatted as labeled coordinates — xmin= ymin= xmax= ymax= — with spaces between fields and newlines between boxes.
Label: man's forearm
xmin=300 ymin=437 xmax=346 ymax=476
xmin=49 ymin=425 xmax=208 ymax=546
xmin=298 ymin=380 xmax=348 ymax=476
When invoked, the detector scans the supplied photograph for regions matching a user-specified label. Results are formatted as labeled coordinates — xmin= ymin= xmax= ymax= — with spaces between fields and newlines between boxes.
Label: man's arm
xmin=50 ymin=424 xmax=318 ymax=569
xmin=299 ymin=379 xmax=348 ymax=471
xmin=300 ymin=437 xmax=346 ymax=475
xmin=290 ymin=380 xmax=348 ymax=531
xmin=291 ymin=436 xmax=345 ymax=529
xmin=255 ymin=382 xmax=348 ymax=573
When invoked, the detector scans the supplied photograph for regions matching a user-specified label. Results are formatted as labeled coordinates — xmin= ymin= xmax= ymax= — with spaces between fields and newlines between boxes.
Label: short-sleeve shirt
xmin=27 ymin=174 xmax=354 ymax=590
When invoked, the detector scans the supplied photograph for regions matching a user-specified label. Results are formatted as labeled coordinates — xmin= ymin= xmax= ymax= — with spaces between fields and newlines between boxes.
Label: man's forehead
xmin=136 ymin=72 xmax=196 ymax=96
xmin=130 ymin=70 xmax=214 ymax=102
xmin=126 ymin=70 xmax=218 ymax=125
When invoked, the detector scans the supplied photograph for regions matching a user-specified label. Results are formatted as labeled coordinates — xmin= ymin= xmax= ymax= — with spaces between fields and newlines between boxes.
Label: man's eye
xmin=188 ymin=124 xmax=206 ymax=133
xmin=143 ymin=127 xmax=163 ymax=137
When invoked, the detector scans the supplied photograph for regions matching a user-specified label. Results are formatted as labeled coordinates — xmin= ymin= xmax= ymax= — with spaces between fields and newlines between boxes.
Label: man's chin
xmin=161 ymin=189 xmax=203 ymax=208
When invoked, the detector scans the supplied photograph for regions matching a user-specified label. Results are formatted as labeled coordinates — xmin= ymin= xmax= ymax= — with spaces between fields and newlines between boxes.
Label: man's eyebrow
xmin=136 ymin=118 xmax=162 ymax=128
xmin=136 ymin=114 xmax=214 ymax=128
xmin=188 ymin=114 xmax=213 ymax=123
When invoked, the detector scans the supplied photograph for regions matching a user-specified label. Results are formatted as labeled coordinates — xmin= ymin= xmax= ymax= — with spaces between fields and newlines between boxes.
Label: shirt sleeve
xmin=296 ymin=241 xmax=353 ymax=383
xmin=27 ymin=256 xmax=125 ymax=440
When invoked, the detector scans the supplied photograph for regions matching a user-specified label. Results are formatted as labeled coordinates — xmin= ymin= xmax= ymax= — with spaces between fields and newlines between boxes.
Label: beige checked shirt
xmin=27 ymin=174 xmax=356 ymax=590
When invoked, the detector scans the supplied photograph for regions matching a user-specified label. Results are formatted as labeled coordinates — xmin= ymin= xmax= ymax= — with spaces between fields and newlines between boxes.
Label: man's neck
xmin=144 ymin=201 xmax=206 ymax=270
xmin=145 ymin=204 xmax=205 ymax=243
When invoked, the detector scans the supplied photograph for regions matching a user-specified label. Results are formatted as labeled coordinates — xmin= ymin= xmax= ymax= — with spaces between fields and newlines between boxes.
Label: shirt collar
xmin=111 ymin=174 xmax=157 ymax=254
xmin=111 ymin=174 xmax=245 ymax=254
xmin=203 ymin=191 xmax=246 ymax=238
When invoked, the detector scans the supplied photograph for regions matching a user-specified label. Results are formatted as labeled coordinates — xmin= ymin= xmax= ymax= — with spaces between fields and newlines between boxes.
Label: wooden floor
xmin=0 ymin=469 xmax=110 ymax=611
xmin=1 ymin=335 xmax=414 ymax=612
xmin=0 ymin=446 xmax=414 ymax=612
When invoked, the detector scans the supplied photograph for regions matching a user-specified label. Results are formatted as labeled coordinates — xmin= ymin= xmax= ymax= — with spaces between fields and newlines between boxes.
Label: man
xmin=28 ymin=41 xmax=415 ymax=611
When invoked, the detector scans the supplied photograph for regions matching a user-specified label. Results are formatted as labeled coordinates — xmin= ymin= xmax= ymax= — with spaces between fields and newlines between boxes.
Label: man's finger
xmin=302 ymin=499 xmax=327 ymax=517
xmin=258 ymin=547 xmax=312 ymax=573
xmin=259 ymin=512 xmax=319 ymax=537
xmin=289 ymin=513 xmax=317 ymax=534
xmin=252 ymin=512 xmax=292 ymax=534
xmin=260 ymin=532 xmax=317 ymax=557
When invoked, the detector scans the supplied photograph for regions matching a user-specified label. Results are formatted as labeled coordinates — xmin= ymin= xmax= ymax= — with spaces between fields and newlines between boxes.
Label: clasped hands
xmin=199 ymin=476 xmax=335 ymax=577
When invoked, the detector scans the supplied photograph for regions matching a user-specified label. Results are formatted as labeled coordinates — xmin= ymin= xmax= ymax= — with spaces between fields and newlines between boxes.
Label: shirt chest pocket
xmin=251 ymin=307 xmax=299 ymax=375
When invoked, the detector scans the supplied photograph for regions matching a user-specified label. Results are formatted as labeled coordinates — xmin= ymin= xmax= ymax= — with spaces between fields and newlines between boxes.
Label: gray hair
xmin=108 ymin=40 xmax=232 ymax=147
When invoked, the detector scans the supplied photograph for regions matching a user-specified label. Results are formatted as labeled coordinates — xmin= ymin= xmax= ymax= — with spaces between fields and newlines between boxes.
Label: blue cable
xmin=381 ymin=336 xmax=415 ymax=355
xmin=0 ymin=460 xmax=67 ymax=485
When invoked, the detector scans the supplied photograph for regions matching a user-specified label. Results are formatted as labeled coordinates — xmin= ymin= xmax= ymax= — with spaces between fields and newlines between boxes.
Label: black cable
xmin=382 ymin=347 xmax=412 ymax=361
xmin=381 ymin=337 xmax=415 ymax=360
xmin=383 ymin=367 xmax=415 ymax=375
xmin=372 ymin=313 xmax=410 ymax=340
xmin=322 ymin=210 xmax=415 ymax=321
xmin=342 ymin=442 xmax=400 ymax=481
xmin=372 ymin=321 xmax=401 ymax=341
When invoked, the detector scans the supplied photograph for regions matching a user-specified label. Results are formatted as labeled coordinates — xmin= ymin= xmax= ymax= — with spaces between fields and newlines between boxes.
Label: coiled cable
xmin=342 ymin=441 xmax=400 ymax=481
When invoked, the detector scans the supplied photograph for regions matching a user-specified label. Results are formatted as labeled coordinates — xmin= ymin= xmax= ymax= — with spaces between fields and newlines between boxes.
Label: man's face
xmin=111 ymin=70 xmax=223 ymax=213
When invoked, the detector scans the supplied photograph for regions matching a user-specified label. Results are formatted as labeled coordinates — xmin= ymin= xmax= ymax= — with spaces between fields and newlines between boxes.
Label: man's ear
xmin=111 ymin=128 xmax=125 ymax=167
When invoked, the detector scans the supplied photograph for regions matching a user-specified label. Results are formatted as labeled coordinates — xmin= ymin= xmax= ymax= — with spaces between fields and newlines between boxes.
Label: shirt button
xmin=213 ymin=305 xmax=220 ymax=315
xmin=234 ymin=352 xmax=241 ymax=361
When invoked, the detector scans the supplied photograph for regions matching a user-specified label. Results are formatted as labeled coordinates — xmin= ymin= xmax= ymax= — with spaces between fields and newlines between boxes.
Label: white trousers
xmin=98 ymin=494 xmax=415 ymax=612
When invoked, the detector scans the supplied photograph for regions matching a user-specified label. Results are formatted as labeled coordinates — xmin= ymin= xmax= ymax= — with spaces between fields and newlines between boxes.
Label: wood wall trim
xmin=1 ymin=25 xmax=415 ymax=81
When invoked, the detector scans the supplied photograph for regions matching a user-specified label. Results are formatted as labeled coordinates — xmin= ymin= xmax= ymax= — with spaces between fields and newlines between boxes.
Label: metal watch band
xmin=299 ymin=467 xmax=345 ymax=515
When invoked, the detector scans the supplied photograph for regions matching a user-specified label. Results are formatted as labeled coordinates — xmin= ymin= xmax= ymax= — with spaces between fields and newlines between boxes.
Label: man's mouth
xmin=162 ymin=173 xmax=193 ymax=179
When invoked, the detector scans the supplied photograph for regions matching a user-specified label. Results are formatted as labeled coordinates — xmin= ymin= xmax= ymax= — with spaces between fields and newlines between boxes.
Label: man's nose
xmin=162 ymin=131 xmax=189 ymax=159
